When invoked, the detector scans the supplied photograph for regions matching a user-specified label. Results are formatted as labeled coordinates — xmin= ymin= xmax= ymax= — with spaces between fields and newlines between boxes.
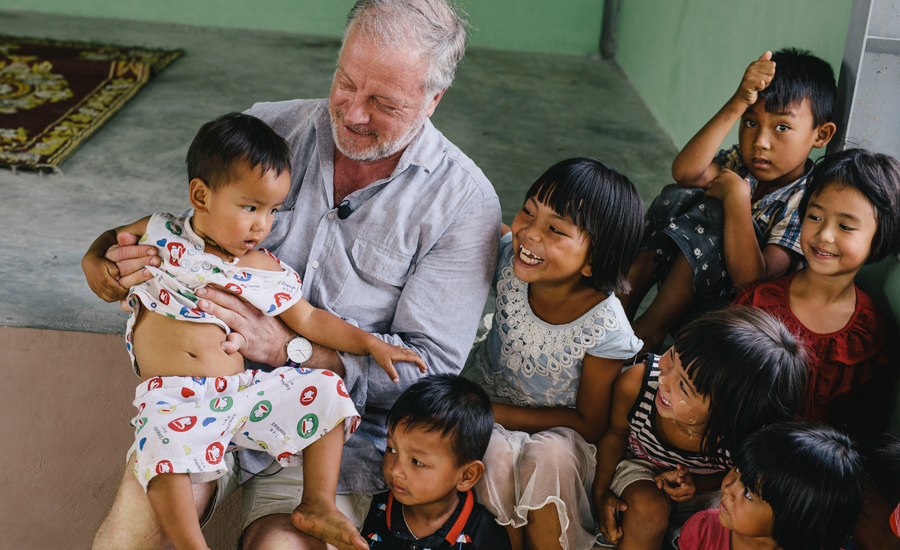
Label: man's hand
xmin=367 ymin=339 xmax=427 ymax=384
xmin=82 ymin=230 xmax=158 ymax=302
xmin=734 ymin=51 xmax=775 ymax=107
xmin=597 ymin=491 xmax=628 ymax=545
xmin=196 ymin=285 xmax=293 ymax=365
xmin=705 ymin=169 xmax=751 ymax=206
xmin=654 ymin=464 xmax=695 ymax=503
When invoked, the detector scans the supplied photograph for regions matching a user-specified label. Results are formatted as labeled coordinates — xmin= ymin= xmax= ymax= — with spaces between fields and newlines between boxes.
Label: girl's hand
xmin=734 ymin=51 xmax=775 ymax=106
xmin=597 ymin=492 xmax=628 ymax=544
xmin=654 ymin=464 xmax=695 ymax=502
xmin=367 ymin=339 xmax=427 ymax=384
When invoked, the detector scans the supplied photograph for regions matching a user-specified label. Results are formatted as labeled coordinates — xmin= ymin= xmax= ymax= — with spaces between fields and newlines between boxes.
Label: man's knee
xmin=242 ymin=513 xmax=324 ymax=550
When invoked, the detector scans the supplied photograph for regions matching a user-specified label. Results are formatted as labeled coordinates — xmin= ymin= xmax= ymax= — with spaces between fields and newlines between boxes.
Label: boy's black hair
xmin=759 ymin=47 xmax=837 ymax=128
xmin=186 ymin=112 xmax=291 ymax=191
xmin=387 ymin=374 xmax=493 ymax=467
xmin=674 ymin=307 xmax=808 ymax=465
xmin=734 ymin=421 xmax=863 ymax=550
xmin=799 ymin=148 xmax=900 ymax=263
xmin=523 ymin=158 xmax=644 ymax=294
xmin=859 ymin=433 xmax=900 ymax=508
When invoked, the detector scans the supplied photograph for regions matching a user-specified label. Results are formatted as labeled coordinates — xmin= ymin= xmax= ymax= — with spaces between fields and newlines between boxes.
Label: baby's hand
xmin=735 ymin=51 xmax=775 ymax=107
xmin=368 ymin=340 xmax=427 ymax=384
xmin=654 ymin=464 xmax=695 ymax=502
xmin=597 ymin=492 xmax=628 ymax=545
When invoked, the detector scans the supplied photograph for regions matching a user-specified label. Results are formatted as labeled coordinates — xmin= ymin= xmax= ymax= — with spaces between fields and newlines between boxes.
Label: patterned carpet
xmin=0 ymin=36 xmax=180 ymax=171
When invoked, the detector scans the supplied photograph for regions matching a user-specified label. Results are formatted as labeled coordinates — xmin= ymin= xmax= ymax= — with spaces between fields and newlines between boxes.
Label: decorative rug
xmin=0 ymin=36 xmax=181 ymax=172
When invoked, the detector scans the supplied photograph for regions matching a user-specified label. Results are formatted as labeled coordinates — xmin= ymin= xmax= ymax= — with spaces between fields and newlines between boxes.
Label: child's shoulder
xmin=235 ymin=249 xmax=284 ymax=272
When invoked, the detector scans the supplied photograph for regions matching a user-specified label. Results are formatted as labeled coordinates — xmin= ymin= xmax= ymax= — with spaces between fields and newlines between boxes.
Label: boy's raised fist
xmin=735 ymin=51 xmax=775 ymax=107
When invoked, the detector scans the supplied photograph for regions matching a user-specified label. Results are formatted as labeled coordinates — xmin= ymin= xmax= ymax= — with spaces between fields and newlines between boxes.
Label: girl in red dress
xmin=734 ymin=149 xmax=900 ymax=441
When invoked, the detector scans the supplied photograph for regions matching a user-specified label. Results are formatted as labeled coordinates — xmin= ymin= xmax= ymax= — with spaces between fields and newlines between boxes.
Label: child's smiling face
xmin=510 ymin=196 xmax=592 ymax=287
xmin=738 ymin=98 xmax=830 ymax=188
xmin=718 ymin=468 xmax=775 ymax=539
xmin=655 ymin=347 xmax=710 ymax=426
xmin=191 ymin=161 xmax=291 ymax=257
xmin=801 ymin=182 xmax=878 ymax=278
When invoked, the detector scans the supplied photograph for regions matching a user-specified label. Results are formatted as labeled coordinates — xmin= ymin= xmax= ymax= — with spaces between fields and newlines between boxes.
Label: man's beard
xmin=329 ymin=105 xmax=428 ymax=162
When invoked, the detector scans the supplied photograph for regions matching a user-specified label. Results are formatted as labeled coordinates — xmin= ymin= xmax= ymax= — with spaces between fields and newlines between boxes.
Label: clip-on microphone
xmin=337 ymin=200 xmax=353 ymax=220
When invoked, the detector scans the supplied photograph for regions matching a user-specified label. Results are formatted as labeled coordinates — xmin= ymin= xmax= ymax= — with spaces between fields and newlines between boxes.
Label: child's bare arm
xmin=279 ymin=299 xmax=427 ymax=383
xmin=672 ymin=52 xmax=775 ymax=188
xmin=706 ymin=170 xmax=796 ymax=287
xmin=82 ymin=216 xmax=154 ymax=302
xmin=491 ymin=355 xmax=622 ymax=443
xmin=592 ymin=363 xmax=645 ymax=545
xmin=146 ymin=473 xmax=210 ymax=550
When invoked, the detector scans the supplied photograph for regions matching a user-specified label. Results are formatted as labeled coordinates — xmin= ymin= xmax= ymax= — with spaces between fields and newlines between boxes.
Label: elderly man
xmin=84 ymin=1 xmax=500 ymax=549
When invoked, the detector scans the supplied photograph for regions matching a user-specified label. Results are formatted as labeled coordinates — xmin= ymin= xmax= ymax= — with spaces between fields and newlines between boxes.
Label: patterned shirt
xmin=712 ymin=145 xmax=812 ymax=255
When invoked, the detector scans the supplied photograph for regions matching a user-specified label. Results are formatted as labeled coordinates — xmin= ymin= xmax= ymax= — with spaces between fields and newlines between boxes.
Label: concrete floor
xmin=0 ymin=9 xmax=676 ymax=335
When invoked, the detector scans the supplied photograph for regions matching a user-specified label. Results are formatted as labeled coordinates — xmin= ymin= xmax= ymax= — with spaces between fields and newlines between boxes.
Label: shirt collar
xmin=386 ymin=490 xmax=475 ymax=545
xmin=752 ymin=158 xmax=813 ymax=209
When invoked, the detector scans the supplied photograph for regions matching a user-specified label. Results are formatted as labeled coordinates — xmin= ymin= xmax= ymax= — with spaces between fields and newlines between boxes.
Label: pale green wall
xmin=615 ymin=0 xmax=853 ymax=150
xmin=0 ymin=0 xmax=603 ymax=55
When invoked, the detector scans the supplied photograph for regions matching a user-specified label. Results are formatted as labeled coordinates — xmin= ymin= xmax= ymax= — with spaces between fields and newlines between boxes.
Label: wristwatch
xmin=286 ymin=336 xmax=313 ymax=366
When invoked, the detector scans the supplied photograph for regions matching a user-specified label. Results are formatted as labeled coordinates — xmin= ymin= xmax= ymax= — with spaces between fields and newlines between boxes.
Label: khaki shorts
xmin=206 ymin=455 xmax=372 ymax=533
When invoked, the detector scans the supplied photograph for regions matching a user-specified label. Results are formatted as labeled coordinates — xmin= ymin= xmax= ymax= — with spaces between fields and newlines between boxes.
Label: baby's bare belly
xmin=133 ymin=311 xmax=245 ymax=381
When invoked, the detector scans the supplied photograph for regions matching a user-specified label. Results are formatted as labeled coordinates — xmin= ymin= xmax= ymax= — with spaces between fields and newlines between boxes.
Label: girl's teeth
xmin=518 ymin=246 xmax=543 ymax=266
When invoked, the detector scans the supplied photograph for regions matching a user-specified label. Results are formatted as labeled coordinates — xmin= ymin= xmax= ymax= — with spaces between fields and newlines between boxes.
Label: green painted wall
xmin=615 ymin=0 xmax=853 ymax=151
xmin=0 ymin=0 xmax=603 ymax=55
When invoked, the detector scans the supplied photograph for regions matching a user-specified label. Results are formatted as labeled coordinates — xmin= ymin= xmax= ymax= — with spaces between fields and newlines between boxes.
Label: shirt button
xmin=311 ymin=261 xmax=319 ymax=269
xmin=195 ymin=244 xmax=204 ymax=250
xmin=191 ymin=266 xmax=200 ymax=272
xmin=202 ymin=262 xmax=211 ymax=270
xmin=188 ymin=249 xmax=198 ymax=256
xmin=327 ymin=212 xmax=335 ymax=220
xmin=180 ymin=259 xmax=190 ymax=268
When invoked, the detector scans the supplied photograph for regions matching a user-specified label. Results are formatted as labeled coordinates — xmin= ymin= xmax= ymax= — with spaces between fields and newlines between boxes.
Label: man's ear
xmin=424 ymin=88 xmax=446 ymax=118
xmin=813 ymin=122 xmax=837 ymax=148
xmin=189 ymin=178 xmax=212 ymax=212
xmin=456 ymin=460 xmax=485 ymax=492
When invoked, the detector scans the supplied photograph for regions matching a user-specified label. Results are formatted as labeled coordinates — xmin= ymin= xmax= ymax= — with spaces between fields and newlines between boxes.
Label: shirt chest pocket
xmin=351 ymin=238 xmax=414 ymax=287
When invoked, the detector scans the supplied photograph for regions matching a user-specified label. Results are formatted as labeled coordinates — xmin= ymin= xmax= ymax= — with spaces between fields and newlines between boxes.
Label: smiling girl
xmin=461 ymin=158 xmax=645 ymax=550
xmin=592 ymin=308 xmax=808 ymax=550
xmin=734 ymin=148 xmax=900 ymax=441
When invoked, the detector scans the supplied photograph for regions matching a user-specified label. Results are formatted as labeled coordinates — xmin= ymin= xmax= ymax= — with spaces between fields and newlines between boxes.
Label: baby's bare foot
xmin=292 ymin=499 xmax=368 ymax=550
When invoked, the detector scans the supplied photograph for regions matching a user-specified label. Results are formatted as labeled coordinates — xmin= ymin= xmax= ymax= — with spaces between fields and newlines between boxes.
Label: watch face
xmin=287 ymin=337 xmax=313 ymax=363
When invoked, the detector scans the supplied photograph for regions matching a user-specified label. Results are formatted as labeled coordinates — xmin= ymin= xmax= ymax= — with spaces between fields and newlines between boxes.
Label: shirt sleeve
xmin=586 ymin=295 xmax=643 ymax=360
xmin=337 ymin=192 xmax=502 ymax=410
xmin=678 ymin=510 xmax=711 ymax=550
xmin=712 ymin=145 xmax=742 ymax=171
xmin=765 ymin=186 xmax=805 ymax=254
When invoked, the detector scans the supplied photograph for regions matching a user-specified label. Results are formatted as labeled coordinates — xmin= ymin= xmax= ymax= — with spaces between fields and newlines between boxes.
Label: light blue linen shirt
xmin=242 ymin=99 xmax=501 ymax=493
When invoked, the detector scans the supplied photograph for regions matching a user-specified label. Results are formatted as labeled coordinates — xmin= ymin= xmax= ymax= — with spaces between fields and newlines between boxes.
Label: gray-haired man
xmin=85 ymin=1 xmax=499 ymax=549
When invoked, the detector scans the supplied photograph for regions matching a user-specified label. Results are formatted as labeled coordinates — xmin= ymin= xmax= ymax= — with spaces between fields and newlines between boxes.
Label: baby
xmin=84 ymin=112 xmax=425 ymax=550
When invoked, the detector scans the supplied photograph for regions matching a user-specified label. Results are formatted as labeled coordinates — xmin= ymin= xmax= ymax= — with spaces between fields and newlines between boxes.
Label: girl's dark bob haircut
xmin=675 ymin=307 xmax=807 ymax=464
xmin=859 ymin=433 xmax=900 ymax=508
xmin=524 ymin=158 xmax=644 ymax=294
xmin=799 ymin=148 xmax=900 ymax=263
xmin=734 ymin=421 xmax=863 ymax=550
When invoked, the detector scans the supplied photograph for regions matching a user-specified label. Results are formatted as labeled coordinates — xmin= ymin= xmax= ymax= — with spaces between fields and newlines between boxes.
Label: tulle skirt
xmin=476 ymin=424 xmax=599 ymax=550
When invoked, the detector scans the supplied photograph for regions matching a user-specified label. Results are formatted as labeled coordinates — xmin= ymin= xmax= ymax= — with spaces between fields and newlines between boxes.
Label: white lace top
xmin=462 ymin=233 xmax=642 ymax=407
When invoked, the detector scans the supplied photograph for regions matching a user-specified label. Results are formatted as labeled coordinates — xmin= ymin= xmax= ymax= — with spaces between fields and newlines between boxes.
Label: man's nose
xmin=342 ymin=93 xmax=370 ymax=126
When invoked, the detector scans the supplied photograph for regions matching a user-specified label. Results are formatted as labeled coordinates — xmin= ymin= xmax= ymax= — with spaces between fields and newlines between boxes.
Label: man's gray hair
xmin=342 ymin=0 xmax=471 ymax=94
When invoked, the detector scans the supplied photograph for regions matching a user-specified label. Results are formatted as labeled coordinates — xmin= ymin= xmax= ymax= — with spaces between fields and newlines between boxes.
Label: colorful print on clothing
xmin=124 ymin=212 xmax=303 ymax=375
xmin=130 ymin=366 xmax=359 ymax=492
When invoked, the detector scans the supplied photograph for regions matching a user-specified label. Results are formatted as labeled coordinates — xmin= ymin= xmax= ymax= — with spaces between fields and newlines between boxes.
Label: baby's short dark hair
xmin=523 ymin=158 xmax=644 ymax=294
xmin=186 ymin=112 xmax=291 ymax=191
xmin=387 ymin=374 xmax=493 ymax=467
xmin=734 ymin=421 xmax=863 ymax=550
xmin=800 ymin=148 xmax=900 ymax=263
xmin=759 ymin=47 xmax=837 ymax=128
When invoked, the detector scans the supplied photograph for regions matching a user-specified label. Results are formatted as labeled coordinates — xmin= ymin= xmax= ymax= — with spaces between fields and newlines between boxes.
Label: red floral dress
xmin=734 ymin=271 xmax=897 ymax=441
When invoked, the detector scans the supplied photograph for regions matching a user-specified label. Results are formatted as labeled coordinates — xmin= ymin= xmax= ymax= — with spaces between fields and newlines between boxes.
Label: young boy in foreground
xmin=622 ymin=48 xmax=837 ymax=353
xmin=82 ymin=113 xmax=425 ymax=550
xmin=360 ymin=374 xmax=512 ymax=549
